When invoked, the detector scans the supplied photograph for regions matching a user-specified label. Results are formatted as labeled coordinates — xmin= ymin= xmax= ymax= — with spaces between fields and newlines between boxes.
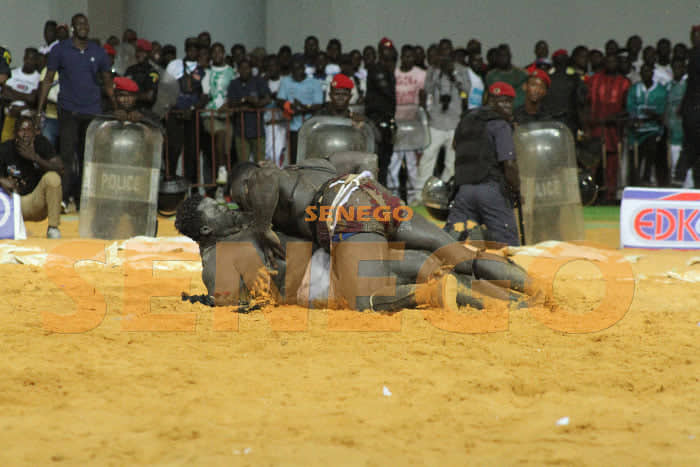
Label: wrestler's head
xmin=229 ymin=161 xmax=259 ymax=208
xmin=175 ymin=193 xmax=250 ymax=243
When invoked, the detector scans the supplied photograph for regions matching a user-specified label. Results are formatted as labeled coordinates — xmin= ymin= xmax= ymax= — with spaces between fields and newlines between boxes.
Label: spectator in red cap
xmin=318 ymin=73 xmax=356 ymax=118
xmin=543 ymin=47 xmax=587 ymax=133
xmin=125 ymin=38 xmax=160 ymax=110
xmin=446 ymin=80 xmax=522 ymax=246
xmin=103 ymin=43 xmax=116 ymax=71
xmin=514 ymin=69 xmax=550 ymax=124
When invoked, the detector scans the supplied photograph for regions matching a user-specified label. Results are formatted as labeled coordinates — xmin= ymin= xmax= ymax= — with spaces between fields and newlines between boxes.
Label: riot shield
xmin=394 ymin=104 xmax=430 ymax=152
xmin=79 ymin=119 xmax=162 ymax=239
xmin=152 ymin=65 xmax=179 ymax=119
xmin=297 ymin=116 xmax=375 ymax=162
xmin=113 ymin=43 xmax=137 ymax=76
xmin=513 ymin=121 xmax=584 ymax=244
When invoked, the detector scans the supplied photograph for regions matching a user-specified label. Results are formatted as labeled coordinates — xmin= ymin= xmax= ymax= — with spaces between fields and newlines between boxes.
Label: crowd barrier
xmin=163 ymin=107 xmax=291 ymax=188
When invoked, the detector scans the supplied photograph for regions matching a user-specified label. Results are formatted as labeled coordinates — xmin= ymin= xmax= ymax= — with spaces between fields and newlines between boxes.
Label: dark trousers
xmin=634 ymin=135 xmax=668 ymax=186
xmin=375 ymin=122 xmax=394 ymax=187
xmin=680 ymin=105 xmax=700 ymax=187
xmin=289 ymin=131 xmax=298 ymax=165
xmin=166 ymin=116 xmax=197 ymax=184
xmin=58 ymin=109 xmax=93 ymax=203
xmin=445 ymin=182 xmax=520 ymax=247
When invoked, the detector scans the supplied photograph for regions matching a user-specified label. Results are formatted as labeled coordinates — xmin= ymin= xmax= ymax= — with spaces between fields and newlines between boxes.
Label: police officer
xmin=365 ymin=37 xmax=397 ymax=186
xmin=445 ymin=82 xmax=522 ymax=246
xmin=125 ymin=39 xmax=159 ymax=110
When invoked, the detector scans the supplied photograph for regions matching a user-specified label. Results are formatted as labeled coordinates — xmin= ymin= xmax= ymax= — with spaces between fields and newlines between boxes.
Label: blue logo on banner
xmin=0 ymin=189 xmax=15 ymax=238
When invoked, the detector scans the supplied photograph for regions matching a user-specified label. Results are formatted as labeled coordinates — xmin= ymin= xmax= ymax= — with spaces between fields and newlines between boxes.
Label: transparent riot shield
xmin=113 ymin=43 xmax=137 ymax=76
xmin=297 ymin=116 xmax=375 ymax=162
xmin=79 ymin=119 xmax=162 ymax=239
xmin=394 ymin=104 xmax=430 ymax=152
xmin=513 ymin=121 xmax=584 ymax=244
xmin=152 ymin=65 xmax=179 ymax=119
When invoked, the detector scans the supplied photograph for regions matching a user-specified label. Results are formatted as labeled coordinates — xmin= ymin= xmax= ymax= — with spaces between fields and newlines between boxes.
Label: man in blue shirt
xmin=277 ymin=57 xmax=323 ymax=164
xmin=227 ymin=59 xmax=271 ymax=163
xmin=37 ymin=13 xmax=114 ymax=208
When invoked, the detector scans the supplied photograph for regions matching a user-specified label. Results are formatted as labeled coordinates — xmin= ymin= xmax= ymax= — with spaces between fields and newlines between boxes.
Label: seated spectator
xmin=514 ymin=68 xmax=550 ymax=124
xmin=276 ymin=57 xmax=323 ymax=164
xmin=1 ymin=48 xmax=41 ymax=143
xmin=0 ymin=116 xmax=63 ymax=238
xmin=627 ymin=63 xmax=668 ymax=185
xmin=125 ymin=39 xmax=160 ymax=110
xmin=227 ymin=59 xmax=270 ymax=162
xmin=485 ymin=45 xmax=528 ymax=108
xmin=201 ymin=42 xmax=235 ymax=182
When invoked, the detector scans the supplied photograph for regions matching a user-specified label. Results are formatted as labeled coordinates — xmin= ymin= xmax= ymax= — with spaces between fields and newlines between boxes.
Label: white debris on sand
xmin=556 ymin=416 xmax=570 ymax=426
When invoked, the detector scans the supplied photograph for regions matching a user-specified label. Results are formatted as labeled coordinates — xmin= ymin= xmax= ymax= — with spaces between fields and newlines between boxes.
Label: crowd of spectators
xmin=1 ymin=12 xmax=699 ymax=232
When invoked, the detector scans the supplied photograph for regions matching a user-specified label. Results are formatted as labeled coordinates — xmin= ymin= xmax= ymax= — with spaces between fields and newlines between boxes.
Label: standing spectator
xmin=277 ymin=57 xmax=323 ymax=164
xmin=230 ymin=44 xmax=246 ymax=76
xmin=667 ymin=57 xmax=691 ymax=187
xmin=303 ymin=36 xmax=320 ymax=78
xmin=542 ymin=49 xmax=584 ymax=132
xmin=627 ymin=35 xmax=643 ymax=68
xmin=656 ymin=38 xmax=673 ymax=82
xmin=359 ymin=45 xmax=376 ymax=80
xmin=159 ymin=44 xmax=176 ymax=69
xmin=164 ymin=37 xmax=204 ymax=184
xmin=0 ymin=45 xmax=10 ymax=88
xmin=125 ymin=39 xmax=160 ymax=110
xmin=55 ymin=24 xmax=69 ymax=41
xmin=641 ymin=46 xmax=670 ymax=85
xmin=37 ymin=13 xmax=114 ymax=210
xmin=605 ymin=40 xmax=620 ymax=57
xmin=427 ymin=44 xmax=440 ymax=68
xmin=39 ymin=21 xmax=59 ymax=56
xmin=263 ymin=55 xmax=287 ymax=167
xmin=571 ymin=46 xmax=589 ymax=80
xmin=673 ymin=43 xmax=688 ymax=63
xmin=416 ymin=42 xmax=471 ymax=198
xmin=454 ymin=48 xmax=468 ymax=67
xmin=513 ymin=69 xmax=550 ymax=124
xmin=227 ymin=59 xmax=270 ymax=163
xmin=586 ymin=54 xmax=630 ymax=201
xmin=679 ymin=25 xmax=700 ymax=188
xmin=528 ymin=40 xmax=551 ymax=71
xmin=589 ymin=49 xmax=604 ymax=74
xmin=466 ymin=39 xmax=482 ymax=57
xmin=201 ymin=42 xmax=235 ymax=183
xmin=2 ymin=48 xmax=41 ymax=142
xmin=467 ymin=52 xmax=485 ymax=108
xmin=627 ymin=63 xmax=668 ymax=185
xmin=197 ymin=31 xmax=211 ymax=50
xmin=38 ymin=59 xmax=60 ymax=150
xmin=325 ymin=39 xmax=342 ymax=76
xmin=485 ymin=45 xmax=528 ymax=108
xmin=414 ymin=45 xmax=427 ymax=70
xmin=0 ymin=116 xmax=63 ymax=238
xmin=365 ymin=41 xmax=397 ymax=186
xmin=278 ymin=45 xmax=292 ymax=76
xmin=388 ymin=45 xmax=426 ymax=202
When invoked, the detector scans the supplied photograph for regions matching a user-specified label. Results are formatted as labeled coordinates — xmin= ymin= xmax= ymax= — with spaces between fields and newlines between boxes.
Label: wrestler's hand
xmin=258 ymin=227 xmax=285 ymax=266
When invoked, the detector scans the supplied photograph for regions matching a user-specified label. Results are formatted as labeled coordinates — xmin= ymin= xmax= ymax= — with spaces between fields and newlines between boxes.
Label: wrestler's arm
xmin=248 ymin=166 xmax=285 ymax=262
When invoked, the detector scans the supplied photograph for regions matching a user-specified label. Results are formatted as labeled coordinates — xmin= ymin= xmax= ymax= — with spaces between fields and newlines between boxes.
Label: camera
xmin=7 ymin=165 xmax=21 ymax=180
xmin=439 ymin=94 xmax=452 ymax=112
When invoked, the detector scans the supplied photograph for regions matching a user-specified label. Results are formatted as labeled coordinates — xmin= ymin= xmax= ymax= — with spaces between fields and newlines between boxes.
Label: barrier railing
xmin=164 ymin=107 xmax=291 ymax=188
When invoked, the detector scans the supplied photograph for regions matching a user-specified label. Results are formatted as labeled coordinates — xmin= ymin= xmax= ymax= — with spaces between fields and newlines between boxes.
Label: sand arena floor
xmin=1 ymin=216 xmax=699 ymax=465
